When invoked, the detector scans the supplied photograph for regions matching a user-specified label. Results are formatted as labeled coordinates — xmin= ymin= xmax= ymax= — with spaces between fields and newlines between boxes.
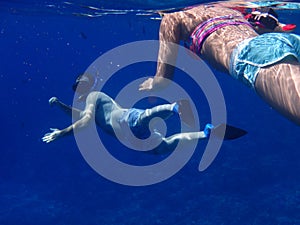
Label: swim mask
xmin=72 ymin=73 xmax=96 ymax=101
xmin=245 ymin=8 xmax=296 ymax=32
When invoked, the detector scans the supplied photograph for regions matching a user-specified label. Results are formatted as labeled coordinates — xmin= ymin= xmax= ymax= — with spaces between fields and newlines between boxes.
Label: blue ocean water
xmin=1 ymin=0 xmax=300 ymax=224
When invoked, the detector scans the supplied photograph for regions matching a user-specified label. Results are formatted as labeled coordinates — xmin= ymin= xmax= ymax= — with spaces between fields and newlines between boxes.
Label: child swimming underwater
xmin=42 ymin=74 xmax=247 ymax=154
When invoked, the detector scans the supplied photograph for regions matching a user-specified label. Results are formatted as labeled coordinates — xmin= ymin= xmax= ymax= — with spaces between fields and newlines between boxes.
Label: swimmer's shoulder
xmin=86 ymin=91 xmax=107 ymax=102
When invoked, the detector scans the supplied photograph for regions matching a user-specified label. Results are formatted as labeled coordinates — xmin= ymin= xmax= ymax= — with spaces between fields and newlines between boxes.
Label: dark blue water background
xmin=0 ymin=0 xmax=299 ymax=224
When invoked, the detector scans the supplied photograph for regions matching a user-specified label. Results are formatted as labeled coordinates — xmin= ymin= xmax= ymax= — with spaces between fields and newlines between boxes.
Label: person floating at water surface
xmin=42 ymin=74 xmax=246 ymax=153
xmin=139 ymin=4 xmax=300 ymax=125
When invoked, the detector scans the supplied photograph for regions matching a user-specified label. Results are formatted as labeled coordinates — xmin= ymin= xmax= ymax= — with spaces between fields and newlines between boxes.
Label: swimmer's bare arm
xmin=42 ymin=99 xmax=95 ymax=143
xmin=48 ymin=97 xmax=82 ymax=118
xmin=139 ymin=13 xmax=182 ymax=91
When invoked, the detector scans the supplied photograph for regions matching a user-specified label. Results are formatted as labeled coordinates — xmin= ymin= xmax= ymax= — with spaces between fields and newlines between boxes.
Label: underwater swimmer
xmin=42 ymin=73 xmax=247 ymax=154
xmin=139 ymin=5 xmax=300 ymax=126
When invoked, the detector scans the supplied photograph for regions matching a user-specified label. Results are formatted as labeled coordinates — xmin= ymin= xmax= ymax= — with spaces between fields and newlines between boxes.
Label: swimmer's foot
xmin=176 ymin=99 xmax=195 ymax=128
xmin=212 ymin=123 xmax=247 ymax=140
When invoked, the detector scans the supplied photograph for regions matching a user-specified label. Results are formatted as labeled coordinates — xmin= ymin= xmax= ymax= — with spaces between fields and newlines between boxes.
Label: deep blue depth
xmin=1 ymin=1 xmax=300 ymax=224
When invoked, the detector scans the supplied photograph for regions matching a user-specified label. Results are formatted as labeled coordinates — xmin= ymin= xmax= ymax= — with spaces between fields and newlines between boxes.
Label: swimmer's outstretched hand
xmin=139 ymin=78 xmax=154 ymax=91
xmin=42 ymin=128 xmax=62 ymax=143
xmin=49 ymin=97 xmax=59 ymax=106
xmin=139 ymin=77 xmax=171 ymax=91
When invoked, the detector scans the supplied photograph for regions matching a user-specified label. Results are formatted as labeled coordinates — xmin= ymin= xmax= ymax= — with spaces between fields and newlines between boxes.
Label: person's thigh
xmin=255 ymin=60 xmax=300 ymax=125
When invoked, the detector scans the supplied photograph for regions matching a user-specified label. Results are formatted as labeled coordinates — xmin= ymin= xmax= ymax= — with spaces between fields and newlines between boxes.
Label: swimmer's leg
xmin=137 ymin=100 xmax=194 ymax=127
xmin=153 ymin=124 xmax=247 ymax=154
xmin=255 ymin=61 xmax=300 ymax=125
xmin=49 ymin=97 xmax=82 ymax=118
xmin=138 ymin=103 xmax=177 ymax=124
xmin=154 ymin=130 xmax=206 ymax=154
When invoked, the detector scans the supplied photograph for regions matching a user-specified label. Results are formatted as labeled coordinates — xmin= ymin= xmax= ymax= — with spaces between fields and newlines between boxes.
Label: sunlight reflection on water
xmin=2 ymin=1 xmax=300 ymax=18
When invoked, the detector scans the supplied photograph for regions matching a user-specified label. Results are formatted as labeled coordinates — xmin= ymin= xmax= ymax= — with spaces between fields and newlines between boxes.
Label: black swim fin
xmin=212 ymin=123 xmax=247 ymax=140
xmin=177 ymin=99 xmax=195 ymax=128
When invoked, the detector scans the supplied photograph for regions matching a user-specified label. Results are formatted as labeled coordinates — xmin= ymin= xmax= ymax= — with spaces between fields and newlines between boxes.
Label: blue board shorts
xmin=120 ymin=103 xmax=179 ymax=139
xmin=119 ymin=108 xmax=150 ymax=139
xmin=230 ymin=33 xmax=300 ymax=88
